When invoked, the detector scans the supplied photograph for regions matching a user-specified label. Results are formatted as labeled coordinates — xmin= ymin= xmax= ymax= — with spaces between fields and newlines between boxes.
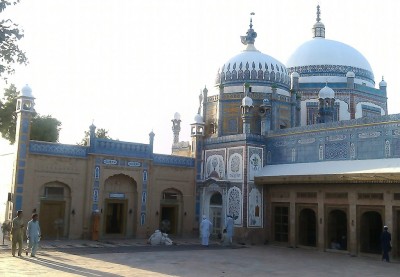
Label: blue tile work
xmin=91 ymin=162 xmax=101 ymax=212
xmin=17 ymin=169 xmax=24 ymax=184
xmin=15 ymin=195 xmax=22 ymax=211
xmin=93 ymin=139 xmax=151 ymax=159
xmin=30 ymin=141 xmax=87 ymax=157
xmin=140 ymin=165 xmax=148 ymax=226
xmin=153 ymin=154 xmax=195 ymax=167
xmin=288 ymin=64 xmax=374 ymax=84
xmin=266 ymin=114 xmax=400 ymax=164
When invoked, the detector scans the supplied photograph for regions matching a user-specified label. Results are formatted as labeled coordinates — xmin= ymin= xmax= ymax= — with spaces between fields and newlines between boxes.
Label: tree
xmin=0 ymin=0 xmax=28 ymax=80
xmin=0 ymin=84 xmax=62 ymax=144
xmin=30 ymin=115 xmax=61 ymax=142
xmin=79 ymin=128 xmax=111 ymax=146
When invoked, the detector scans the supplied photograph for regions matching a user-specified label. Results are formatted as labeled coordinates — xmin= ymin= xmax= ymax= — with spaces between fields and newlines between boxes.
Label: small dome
xmin=21 ymin=84 xmax=33 ymax=98
xmin=194 ymin=113 xmax=204 ymax=124
xmin=319 ymin=85 xmax=335 ymax=99
xmin=379 ymin=78 xmax=387 ymax=87
xmin=173 ymin=112 xmax=181 ymax=120
xmin=242 ymin=96 xmax=253 ymax=106
xmin=346 ymin=71 xmax=355 ymax=78
xmin=291 ymin=72 xmax=299 ymax=78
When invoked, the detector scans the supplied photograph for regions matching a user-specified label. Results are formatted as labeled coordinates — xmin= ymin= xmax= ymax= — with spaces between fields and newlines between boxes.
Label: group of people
xmin=200 ymin=214 xmax=234 ymax=247
xmin=11 ymin=210 xmax=41 ymax=257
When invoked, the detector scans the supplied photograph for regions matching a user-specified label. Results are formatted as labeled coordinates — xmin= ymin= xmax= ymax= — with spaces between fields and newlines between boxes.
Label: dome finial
xmin=240 ymin=12 xmax=257 ymax=46
xmin=312 ymin=5 xmax=325 ymax=38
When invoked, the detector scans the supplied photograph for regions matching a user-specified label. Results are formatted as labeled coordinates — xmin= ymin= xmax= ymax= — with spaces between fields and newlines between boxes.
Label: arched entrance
xmin=298 ymin=208 xmax=316 ymax=247
xmin=160 ymin=188 xmax=183 ymax=235
xmin=327 ymin=210 xmax=347 ymax=250
xmin=360 ymin=211 xmax=382 ymax=254
xmin=39 ymin=182 xmax=71 ymax=239
xmin=103 ymin=174 xmax=137 ymax=237
xmin=210 ymin=192 xmax=223 ymax=237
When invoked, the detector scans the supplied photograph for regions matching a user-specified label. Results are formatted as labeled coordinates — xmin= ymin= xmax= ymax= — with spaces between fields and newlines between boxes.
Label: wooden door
xmin=39 ymin=200 xmax=65 ymax=239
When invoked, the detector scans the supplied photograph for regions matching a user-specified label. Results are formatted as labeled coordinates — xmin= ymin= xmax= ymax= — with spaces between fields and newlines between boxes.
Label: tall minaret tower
xmin=8 ymin=84 xmax=35 ymax=216
xmin=171 ymin=112 xmax=181 ymax=144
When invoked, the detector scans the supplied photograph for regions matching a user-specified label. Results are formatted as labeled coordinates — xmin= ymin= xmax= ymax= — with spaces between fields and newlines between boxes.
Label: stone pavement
xmin=0 ymin=238 xmax=399 ymax=276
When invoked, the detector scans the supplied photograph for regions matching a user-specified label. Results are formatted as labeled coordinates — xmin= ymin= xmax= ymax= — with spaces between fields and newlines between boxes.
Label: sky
xmin=1 ymin=0 xmax=400 ymax=156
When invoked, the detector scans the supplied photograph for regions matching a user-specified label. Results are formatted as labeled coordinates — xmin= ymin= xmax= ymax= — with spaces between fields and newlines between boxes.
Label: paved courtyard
xmin=0 ymin=239 xmax=398 ymax=276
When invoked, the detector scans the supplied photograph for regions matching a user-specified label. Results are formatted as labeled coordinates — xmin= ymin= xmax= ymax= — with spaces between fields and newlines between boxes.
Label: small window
xmin=45 ymin=187 xmax=64 ymax=198
xmin=163 ymin=193 xmax=177 ymax=200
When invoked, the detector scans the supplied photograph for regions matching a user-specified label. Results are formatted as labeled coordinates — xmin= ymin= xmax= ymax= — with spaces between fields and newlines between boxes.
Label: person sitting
xmin=148 ymin=230 xmax=162 ymax=245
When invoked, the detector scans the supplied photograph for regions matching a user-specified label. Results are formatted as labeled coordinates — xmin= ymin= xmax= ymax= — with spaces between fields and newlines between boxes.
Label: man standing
xmin=225 ymin=215 xmax=234 ymax=245
xmin=381 ymin=225 xmax=392 ymax=262
xmin=200 ymin=215 xmax=213 ymax=246
xmin=11 ymin=210 xmax=24 ymax=257
xmin=26 ymin=213 xmax=41 ymax=257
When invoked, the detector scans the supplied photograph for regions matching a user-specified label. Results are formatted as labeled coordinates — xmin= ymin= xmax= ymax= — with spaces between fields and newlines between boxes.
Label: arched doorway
xmin=39 ymin=182 xmax=71 ymax=239
xmin=160 ymin=188 xmax=183 ymax=235
xmin=360 ymin=211 xmax=382 ymax=254
xmin=298 ymin=208 xmax=316 ymax=247
xmin=210 ymin=192 xmax=223 ymax=237
xmin=103 ymin=174 xmax=137 ymax=237
xmin=327 ymin=210 xmax=347 ymax=250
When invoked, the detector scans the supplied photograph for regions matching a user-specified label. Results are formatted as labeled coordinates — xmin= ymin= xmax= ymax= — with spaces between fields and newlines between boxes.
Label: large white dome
xmin=287 ymin=5 xmax=375 ymax=87
xmin=287 ymin=38 xmax=373 ymax=73
xmin=215 ymin=19 xmax=290 ymax=89
xmin=215 ymin=46 xmax=290 ymax=88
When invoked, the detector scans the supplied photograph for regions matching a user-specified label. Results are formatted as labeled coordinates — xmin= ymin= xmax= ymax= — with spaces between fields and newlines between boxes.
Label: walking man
xmin=200 ymin=215 xmax=212 ymax=246
xmin=381 ymin=225 xmax=392 ymax=262
xmin=26 ymin=213 xmax=41 ymax=257
xmin=11 ymin=210 xmax=24 ymax=257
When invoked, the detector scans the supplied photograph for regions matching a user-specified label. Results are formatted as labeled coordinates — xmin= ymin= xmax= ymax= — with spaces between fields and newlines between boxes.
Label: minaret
xmin=317 ymin=84 xmax=335 ymax=123
xmin=190 ymin=113 xmax=205 ymax=157
xmin=241 ymin=84 xmax=254 ymax=134
xmin=312 ymin=5 xmax=325 ymax=38
xmin=171 ymin=112 xmax=181 ymax=144
xmin=9 ymin=84 xmax=35 ymax=214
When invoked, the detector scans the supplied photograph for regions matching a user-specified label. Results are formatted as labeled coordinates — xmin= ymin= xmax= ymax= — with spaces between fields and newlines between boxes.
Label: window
xmin=45 ymin=187 xmax=64 ymax=199
xmin=274 ymin=206 xmax=289 ymax=242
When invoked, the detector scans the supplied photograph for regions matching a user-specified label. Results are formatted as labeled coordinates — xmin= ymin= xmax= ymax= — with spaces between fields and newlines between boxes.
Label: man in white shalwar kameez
xmin=26 ymin=213 xmax=41 ymax=257
xmin=200 ymin=215 xmax=213 ymax=246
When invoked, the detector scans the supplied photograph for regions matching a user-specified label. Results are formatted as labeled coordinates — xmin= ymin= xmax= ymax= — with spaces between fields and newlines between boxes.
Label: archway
xmin=298 ymin=208 xmax=316 ymax=247
xmin=360 ymin=211 xmax=382 ymax=254
xmin=327 ymin=210 xmax=347 ymax=250
xmin=160 ymin=188 xmax=183 ymax=235
xmin=209 ymin=192 xmax=223 ymax=237
xmin=39 ymin=182 xmax=71 ymax=239
xmin=103 ymin=174 xmax=137 ymax=237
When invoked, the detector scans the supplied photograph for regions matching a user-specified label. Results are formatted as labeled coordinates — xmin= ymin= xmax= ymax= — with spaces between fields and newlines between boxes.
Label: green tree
xmin=0 ymin=0 xmax=28 ymax=80
xmin=30 ymin=115 xmax=61 ymax=142
xmin=0 ymin=84 xmax=61 ymax=144
xmin=79 ymin=128 xmax=111 ymax=146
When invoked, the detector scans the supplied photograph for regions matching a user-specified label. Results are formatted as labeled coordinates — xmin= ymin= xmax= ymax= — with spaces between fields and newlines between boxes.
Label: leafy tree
xmin=79 ymin=128 xmax=111 ymax=146
xmin=0 ymin=83 xmax=18 ymax=142
xmin=0 ymin=0 xmax=28 ymax=80
xmin=0 ymin=84 xmax=61 ymax=144
xmin=30 ymin=115 xmax=61 ymax=142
